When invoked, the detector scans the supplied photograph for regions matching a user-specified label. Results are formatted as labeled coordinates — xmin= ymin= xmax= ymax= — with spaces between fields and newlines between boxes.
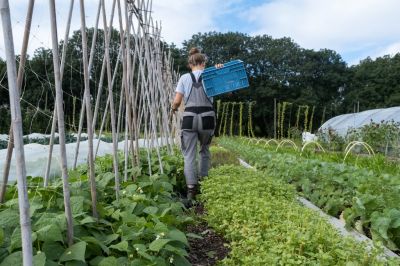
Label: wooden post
xmin=0 ymin=0 xmax=33 ymax=264
xmin=48 ymin=0 xmax=74 ymax=246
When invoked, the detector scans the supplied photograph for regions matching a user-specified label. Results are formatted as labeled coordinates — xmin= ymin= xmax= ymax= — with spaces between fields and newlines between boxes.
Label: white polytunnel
xmin=319 ymin=106 xmax=400 ymax=137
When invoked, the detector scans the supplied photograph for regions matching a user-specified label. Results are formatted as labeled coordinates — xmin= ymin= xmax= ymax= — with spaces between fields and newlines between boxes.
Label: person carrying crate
xmin=171 ymin=47 xmax=222 ymax=203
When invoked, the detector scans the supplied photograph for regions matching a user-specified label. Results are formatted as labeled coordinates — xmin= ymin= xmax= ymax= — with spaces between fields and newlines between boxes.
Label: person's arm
xmin=172 ymin=92 xmax=183 ymax=112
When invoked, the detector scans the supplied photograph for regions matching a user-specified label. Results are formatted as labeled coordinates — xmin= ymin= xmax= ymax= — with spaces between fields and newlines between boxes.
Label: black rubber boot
xmin=182 ymin=185 xmax=198 ymax=208
xmin=187 ymin=185 xmax=198 ymax=201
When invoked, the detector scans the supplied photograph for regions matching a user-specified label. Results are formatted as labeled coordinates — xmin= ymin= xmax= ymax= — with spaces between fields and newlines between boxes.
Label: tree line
xmin=1 ymin=29 xmax=399 ymax=136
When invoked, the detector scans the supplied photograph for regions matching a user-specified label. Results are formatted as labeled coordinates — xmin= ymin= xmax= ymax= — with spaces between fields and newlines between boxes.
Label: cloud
xmin=1 ymin=0 xmax=231 ymax=58
xmin=2 ymin=0 xmax=400 ymax=64
xmin=242 ymin=0 xmax=400 ymax=62
xmin=151 ymin=0 xmax=239 ymax=46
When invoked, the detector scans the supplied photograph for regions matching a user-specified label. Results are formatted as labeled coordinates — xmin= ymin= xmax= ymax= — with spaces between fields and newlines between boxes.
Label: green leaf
xmin=372 ymin=216 xmax=391 ymax=240
xmin=143 ymin=206 xmax=158 ymax=215
xmin=388 ymin=209 xmax=400 ymax=228
xmin=163 ymin=244 xmax=188 ymax=257
xmin=35 ymin=213 xmax=62 ymax=231
xmin=109 ymin=241 xmax=129 ymax=253
xmin=133 ymin=244 xmax=153 ymax=261
xmin=30 ymin=201 xmax=44 ymax=217
xmin=173 ymin=255 xmax=191 ymax=266
xmin=124 ymin=184 xmax=137 ymax=195
xmin=9 ymin=227 xmax=21 ymax=252
xmin=167 ymin=230 xmax=188 ymax=246
xmin=101 ymin=234 xmax=120 ymax=246
xmin=82 ymin=236 xmax=109 ymax=255
xmin=0 ymin=251 xmax=22 ymax=266
xmin=65 ymin=261 xmax=87 ymax=266
xmin=120 ymin=211 xmax=137 ymax=224
xmin=111 ymin=209 xmax=121 ymax=221
xmin=44 ymin=260 xmax=59 ymax=266
xmin=0 ymin=209 xmax=19 ymax=228
xmin=97 ymin=172 xmax=115 ymax=189
xmin=36 ymin=224 xmax=63 ymax=242
xmin=70 ymin=196 xmax=85 ymax=216
xmin=59 ymin=241 xmax=87 ymax=262
xmin=149 ymin=238 xmax=172 ymax=252
xmin=98 ymin=256 xmax=118 ymax=266
xmin=0 ymin=228 xmax=4 ymax=246
xmin=79 ymin=216 xmax=96 ymax=225
xmin=89 ymin=256 xmax=104 ymax=266
xmin=154 ymin=222 xmax=168 ymax=233
xmin=116 ymin=257 xmax=129 ymax=265
xmin=33 ymin=252 xmax=46 ymax=266
xmin=42 ymin=241 xmax=65 ymax=261
xmin=160 ymin=207 xmax=172 ymax=217
xmin=128 ymin=166 xmax=142 ymax=178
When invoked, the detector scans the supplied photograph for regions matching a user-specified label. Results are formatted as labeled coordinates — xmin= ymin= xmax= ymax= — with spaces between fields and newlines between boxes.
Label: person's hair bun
xmin=187 ymin=47 xmax=206 ymax=67
xmin=189 ymin=47 xmax=200 ymax=56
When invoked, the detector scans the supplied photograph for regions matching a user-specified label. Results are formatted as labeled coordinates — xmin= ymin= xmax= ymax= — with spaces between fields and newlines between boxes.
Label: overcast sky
xmin=1 ymin=0 xmax=400 ymax=65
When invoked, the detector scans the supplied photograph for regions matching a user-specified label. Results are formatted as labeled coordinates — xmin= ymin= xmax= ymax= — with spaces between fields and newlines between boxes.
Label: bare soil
xmin=186 ymin=204 xmax=230 ymax=266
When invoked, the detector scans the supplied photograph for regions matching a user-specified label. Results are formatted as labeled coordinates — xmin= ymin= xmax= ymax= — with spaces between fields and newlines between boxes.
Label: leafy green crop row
xmin=0 ymin=150 xmax=193 ymax=266
xmin=245 ymin=138 xmax=400 ymax=176
xmin=218 ymin=137 xmax=400 ymax=251
xmin=201 ymin=165 xmax=395 ymax=265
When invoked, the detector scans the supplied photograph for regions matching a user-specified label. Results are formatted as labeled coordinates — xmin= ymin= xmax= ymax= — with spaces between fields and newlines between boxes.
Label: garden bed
xmin=218 ymin=137 xmax=400 ymax=253
xmin=200 ymin=165 xmax=397 ymax=265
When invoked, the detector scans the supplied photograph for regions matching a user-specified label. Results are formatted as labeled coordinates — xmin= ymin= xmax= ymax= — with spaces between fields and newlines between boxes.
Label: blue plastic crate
xmin=202 ymin=60 xmax=249 ymax=97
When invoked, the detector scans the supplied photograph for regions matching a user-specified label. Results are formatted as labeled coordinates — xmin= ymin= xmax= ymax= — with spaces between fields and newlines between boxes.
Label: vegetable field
xmin=1 ymin=0 xmax=400 ymax=265
xmin=217 ymin=137 xmax=400 ymax=255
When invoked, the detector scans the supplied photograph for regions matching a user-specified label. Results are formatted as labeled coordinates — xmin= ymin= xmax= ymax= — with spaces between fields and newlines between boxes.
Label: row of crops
xmin=0 ymin=150 xmax=194 ymax=265
xmin=2 ymin=137 xmax=400 ymax=265
xmin=201 ymin=165 xmax=393 ymax=265
xmin=217 ymin=137 xmax=400 ymax=253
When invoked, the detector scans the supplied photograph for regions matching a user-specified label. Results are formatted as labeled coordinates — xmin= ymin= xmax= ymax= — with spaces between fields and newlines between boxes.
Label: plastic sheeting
xmin=0 ymin=137 xmax=167 ymax=182
xmin=319 ymin=106 xmax=400 ymax=137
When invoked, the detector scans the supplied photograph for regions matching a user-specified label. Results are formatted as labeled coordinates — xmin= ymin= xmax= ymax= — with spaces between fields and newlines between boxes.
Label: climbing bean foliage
xmin=0 ymin=149 xmax=193 ymax=266
xmin=201 ymin=165 xmax=394 ymax=265
xmin=218 ymin=137 xmax=400 ymax=252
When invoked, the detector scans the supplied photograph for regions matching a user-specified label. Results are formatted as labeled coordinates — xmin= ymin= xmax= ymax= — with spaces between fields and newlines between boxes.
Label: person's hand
xmin=215 ymin=63 xmax=224 ymax=69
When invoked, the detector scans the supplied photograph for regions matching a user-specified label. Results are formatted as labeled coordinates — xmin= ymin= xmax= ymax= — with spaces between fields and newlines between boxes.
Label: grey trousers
xmin=181 ymin=129 xmax=213 ymax=186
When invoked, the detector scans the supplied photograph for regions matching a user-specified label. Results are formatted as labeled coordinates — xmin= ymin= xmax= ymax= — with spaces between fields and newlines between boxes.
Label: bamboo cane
xmin=101 ymin=0 xmax=119 ymax=198
xmin=79 ymin=0 xmax=98 ymax=218
xmin=0 ymin=0 xmax=34 ymax=203
xmin=0 ymin=1 xmax=33 ymax=264
xmin=48 ymin=0 xmax=74 ymax=246
xmin=73 ymin=0 xmax=101 ymax=169
xmin=44 ymin=0 xmax=75 ymax=187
